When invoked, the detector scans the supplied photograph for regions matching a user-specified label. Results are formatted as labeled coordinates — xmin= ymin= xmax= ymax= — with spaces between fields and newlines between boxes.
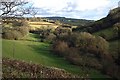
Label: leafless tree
xmin=0 ymin=0 xmax=37 ymax=17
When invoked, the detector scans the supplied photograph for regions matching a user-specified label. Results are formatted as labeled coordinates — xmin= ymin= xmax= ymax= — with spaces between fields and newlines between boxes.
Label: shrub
xmin=18 ymin=27 xmax=29 ymax=36
xmin=2 ymin=19 xmax=29 ymax=40
xmin=52 ymin=32 xmax=113 ymax=75
xmin=12 ymin=20 xmax=29 ymax=27
xmin=54 ymin=27 xmax=72 ymax=37
xmin=2 ymin=30 xmax=22 ymax=40
xmin=2 ymin=26 xmax=29 ymax=40
xmin=3 ymin=30 xmax=15 ymax=40
xmin=53 ymin=41 xmax=69 ymax=56
xmin=64 ymin=47 xmax=81 ymax=65
xmin=12 ymin=30 xmax=23 ymax=40
xmin=113 ymin=23 xmax=120 ymax=37
xmin=65 ymin=32 xmax=109 ymax=58
xmin=46 ymin=33 xmax=56 ymax=43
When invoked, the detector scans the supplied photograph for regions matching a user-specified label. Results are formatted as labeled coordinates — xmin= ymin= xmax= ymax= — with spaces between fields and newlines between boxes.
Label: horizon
xmin=29 ymin=0 xmax=120 ymax=20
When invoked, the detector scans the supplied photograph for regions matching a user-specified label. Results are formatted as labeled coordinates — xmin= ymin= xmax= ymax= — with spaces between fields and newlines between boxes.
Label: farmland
xmin=28 ymin=21 xmax=58 ymax=30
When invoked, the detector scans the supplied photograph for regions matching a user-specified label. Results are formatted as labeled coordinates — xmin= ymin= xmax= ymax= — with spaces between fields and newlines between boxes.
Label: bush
xmin=2 ymin=26 xmax=29 ymax=40
xmin=64 ymin=47 xmax=81 ymax=65
xmin=54 ymin=27 xmax=72 ymax=37
xmin=53 ymin=41 xmax=69 ymax=56
xmin=3 ymin=30 xmax=22 ymax=40
xmin=3 ymin=30 xmax=15 ymax=40
xmin=12 ymin=30 xmax=23 ymax=40
xmin=53 ymin=32 xmax=109 ymax=58
xmin=46 ymin=33 xmax=56 ymax=43
xmin=113 ymin=23 xmax=120 ymax=38
xmin=12 ymin=20 xmax=29 ymax=27
xmin=18 ymin=27 xmax=29 ymax=36
xmin=52 ymin=32 xmax=111 ymax=70
xmin=2 ymin=19 xmax=29 ymax=40
xmin=61 ymin=32 xmax=109 ymax=58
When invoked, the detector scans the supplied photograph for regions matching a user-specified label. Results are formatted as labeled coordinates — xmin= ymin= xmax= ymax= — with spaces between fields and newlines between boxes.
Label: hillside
xmin=46 ymin=17 xmax=94 ymax=26
xmin=72 ymin=8 xmax=120 ymax=76
xmin=74 ymin=7 xmax=120 ymax=41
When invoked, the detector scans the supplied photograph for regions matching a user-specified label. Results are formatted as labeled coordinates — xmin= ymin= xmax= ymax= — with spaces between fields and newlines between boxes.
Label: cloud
xmin=32 ymin=0 xmax=109 ymax=11
xmin=31 ymin=0 xmax=119 ymax=20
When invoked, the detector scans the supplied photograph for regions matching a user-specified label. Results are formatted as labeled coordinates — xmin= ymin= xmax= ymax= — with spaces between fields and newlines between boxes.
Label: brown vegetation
xmin=52 ymin=32 xmax=120 ymax=79
xmin=2 ymin=58 xmax=80 ymax=78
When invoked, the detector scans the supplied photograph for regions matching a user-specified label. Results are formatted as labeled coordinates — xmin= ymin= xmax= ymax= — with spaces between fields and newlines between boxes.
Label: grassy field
xmin=2 ymin=33 xmax=109 ymax=78
xmin=28 ymin=21 xmax=58 ymax=30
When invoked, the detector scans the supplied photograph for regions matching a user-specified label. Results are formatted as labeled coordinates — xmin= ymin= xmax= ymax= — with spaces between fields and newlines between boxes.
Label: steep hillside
xmin=74 ymin=7 xmax=120 ymax=41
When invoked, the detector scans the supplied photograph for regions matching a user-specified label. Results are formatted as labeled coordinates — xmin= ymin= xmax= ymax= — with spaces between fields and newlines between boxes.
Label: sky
xmin=30 ymin=0 xmax=120 ymax=20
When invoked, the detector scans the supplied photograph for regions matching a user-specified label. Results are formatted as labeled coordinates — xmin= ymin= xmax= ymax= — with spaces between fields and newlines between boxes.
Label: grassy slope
xmin=93 ymin=27 xmax=113 ymax=35
xmin=93 ymin=27 xmax=115 ymax=39
xmin=2 ymin=33 xmax=108 ymax=78
xmin=109 ymin=39 xmax=120 ymax=59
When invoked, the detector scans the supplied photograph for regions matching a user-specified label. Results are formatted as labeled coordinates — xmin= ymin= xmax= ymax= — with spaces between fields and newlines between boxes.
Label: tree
xmin=0 ymin=0 xmax=37 ymax=17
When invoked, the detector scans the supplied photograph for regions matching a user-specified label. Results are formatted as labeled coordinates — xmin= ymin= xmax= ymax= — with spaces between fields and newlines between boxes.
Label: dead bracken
xmin=2 ymin=57 xmax=82 ymax=78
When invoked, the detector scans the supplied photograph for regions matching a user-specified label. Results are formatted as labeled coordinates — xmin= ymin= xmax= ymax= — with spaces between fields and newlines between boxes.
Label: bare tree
xmin=0 ymin=0 xmax=37 ymax=17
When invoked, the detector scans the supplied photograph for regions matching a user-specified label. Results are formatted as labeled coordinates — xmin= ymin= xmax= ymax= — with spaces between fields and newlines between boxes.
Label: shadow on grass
xmin=27 ymin=43 xmax=56 ymax=58
xmin=30 ymin=33 xmax=40 ymax=39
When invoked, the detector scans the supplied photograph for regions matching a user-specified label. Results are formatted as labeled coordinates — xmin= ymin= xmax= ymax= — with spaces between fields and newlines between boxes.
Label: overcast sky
xmin=30 ymin=0 xmax=119 ymax=20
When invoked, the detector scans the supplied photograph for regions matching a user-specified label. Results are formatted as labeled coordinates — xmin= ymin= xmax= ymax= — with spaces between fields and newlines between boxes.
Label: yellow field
xmin=28 ymin=21 xmax=59 ymax=30
xmin=29 ymin=22 xmax=53 ymax=25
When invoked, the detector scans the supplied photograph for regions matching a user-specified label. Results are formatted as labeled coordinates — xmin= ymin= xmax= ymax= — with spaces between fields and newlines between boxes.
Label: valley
xmin=1 ymin=3 xmax=120 ymax=79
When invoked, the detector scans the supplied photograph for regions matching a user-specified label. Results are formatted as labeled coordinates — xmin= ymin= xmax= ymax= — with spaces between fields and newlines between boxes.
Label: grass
xmin=109 ymin=39 xmax=120 ymax=51
xmin=2 ymin=33 xmax=109 ymax=78
xmin=93 ymin=27 xmax=115 ymax=40
xmin=21 ymin=33 xmax=39 ymax=41
xmin=109 ymin=39 xmax=120 ymax=58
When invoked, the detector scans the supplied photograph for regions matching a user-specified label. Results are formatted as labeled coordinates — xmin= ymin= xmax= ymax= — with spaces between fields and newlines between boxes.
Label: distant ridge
xmin=45 ymin=17 xmax=94 ymax=26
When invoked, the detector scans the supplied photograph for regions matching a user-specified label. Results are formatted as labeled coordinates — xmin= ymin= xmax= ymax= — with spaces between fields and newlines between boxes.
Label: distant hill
xmin=45 ymin=17 xmax=94 ymax=26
